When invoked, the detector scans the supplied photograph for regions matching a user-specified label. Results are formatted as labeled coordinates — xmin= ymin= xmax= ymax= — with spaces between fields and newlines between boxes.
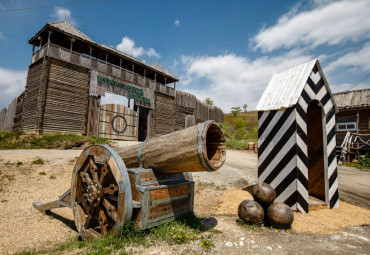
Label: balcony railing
xmin=31 ymin=43 xmax=176 ymax=97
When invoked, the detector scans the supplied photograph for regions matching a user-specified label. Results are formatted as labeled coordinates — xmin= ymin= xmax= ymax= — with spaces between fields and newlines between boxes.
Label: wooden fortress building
xmin=13 ymin=21 xmax=223 ymax=141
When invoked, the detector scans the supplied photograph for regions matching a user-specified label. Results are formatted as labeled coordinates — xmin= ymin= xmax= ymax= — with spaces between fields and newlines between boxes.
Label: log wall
xmin=175 ymin=91 xmax=195 ymax=131
xmin=154 ymin=93 xmax=175 ymax=136
xmin=86 ymin=96 xmax=101 ymax=137
xmin=173 ymin=90 xmax=224 ymax=131
xmin=42 ymin=58 xmax=90 ymax=134
xmin=336 ymin=108 xmax=370 ymax=147
xmin=22 ymin=58 xmax=46 ymax=132
xmin=0 ymin=97 xmax=17 ymax=131
xmin=12 ymin=92 xmax=25 ymax=132
xmin=0 ymin=109 xmax=5 ymax=131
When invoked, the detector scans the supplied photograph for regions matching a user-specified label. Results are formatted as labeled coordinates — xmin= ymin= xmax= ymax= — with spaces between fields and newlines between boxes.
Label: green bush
xmin=233 ymin=117 xmax=245 ymax=130
xmin=359 ymin=155 xmax=370 ymax=168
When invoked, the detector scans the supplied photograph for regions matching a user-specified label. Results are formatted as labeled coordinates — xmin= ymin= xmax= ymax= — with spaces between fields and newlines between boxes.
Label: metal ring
xmin=137 ymin=140 xmax=147 ymax=168
xmin=197 ymin=120 xmax=213 ymax=172
xmin=111 ymin=115 xmax=127 ymax=133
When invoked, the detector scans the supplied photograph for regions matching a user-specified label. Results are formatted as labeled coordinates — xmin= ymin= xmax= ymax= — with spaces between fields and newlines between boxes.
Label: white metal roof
xmin=255 ymin=59 xmax=335 ymax=111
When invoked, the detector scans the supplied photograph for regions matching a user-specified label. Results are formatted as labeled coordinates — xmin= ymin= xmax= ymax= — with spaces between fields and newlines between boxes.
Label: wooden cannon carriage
xmin=33 ymin=121 xmax=226 ymax=240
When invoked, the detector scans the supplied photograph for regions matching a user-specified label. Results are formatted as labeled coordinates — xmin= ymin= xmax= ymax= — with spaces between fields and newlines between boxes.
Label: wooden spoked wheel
xmin=71 ymin=145 xmax=133 ymax=240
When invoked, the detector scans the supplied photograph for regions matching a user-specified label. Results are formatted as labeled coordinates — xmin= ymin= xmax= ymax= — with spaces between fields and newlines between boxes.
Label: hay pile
xmin=216 ymin=189 xmax=370 ymax=234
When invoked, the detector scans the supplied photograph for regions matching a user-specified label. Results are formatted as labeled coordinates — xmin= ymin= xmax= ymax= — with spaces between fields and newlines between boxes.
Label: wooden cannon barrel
xmin=115 ymin=120 xmax=226 ymax=173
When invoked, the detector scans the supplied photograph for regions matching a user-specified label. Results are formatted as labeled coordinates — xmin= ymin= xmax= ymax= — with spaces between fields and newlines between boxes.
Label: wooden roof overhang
xmin=28 ymin=23 xmax=179 ymax=85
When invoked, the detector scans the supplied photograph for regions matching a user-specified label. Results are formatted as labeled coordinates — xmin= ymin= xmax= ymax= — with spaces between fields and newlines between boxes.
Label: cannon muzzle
xmin=116 ymin=120 xmax=226 ymax=173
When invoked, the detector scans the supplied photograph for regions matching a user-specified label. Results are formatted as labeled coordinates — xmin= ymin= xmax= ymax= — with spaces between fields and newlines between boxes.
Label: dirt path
xmin=0 ymin=148 xmax=369 ymax=254
xmin=337 ymin=165 xmax=370 ymax=209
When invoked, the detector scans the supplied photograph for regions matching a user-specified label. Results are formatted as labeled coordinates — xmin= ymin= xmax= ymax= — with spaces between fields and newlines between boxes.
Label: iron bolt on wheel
xmin=71 ymin=145 xmax=133 ymax=240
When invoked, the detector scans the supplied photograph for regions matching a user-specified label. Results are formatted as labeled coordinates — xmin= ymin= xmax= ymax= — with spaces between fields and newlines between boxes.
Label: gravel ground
xmin=0 ymin=148 xmax=369 ymax=254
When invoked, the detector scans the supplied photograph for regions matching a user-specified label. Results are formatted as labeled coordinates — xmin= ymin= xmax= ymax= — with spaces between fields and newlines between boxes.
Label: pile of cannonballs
xmin=238 ymin=182 xmax=294 ymax=229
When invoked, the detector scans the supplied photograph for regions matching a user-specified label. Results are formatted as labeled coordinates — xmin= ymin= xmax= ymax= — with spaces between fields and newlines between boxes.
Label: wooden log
xmin=115 ymin=120 xmax=226 ymax=173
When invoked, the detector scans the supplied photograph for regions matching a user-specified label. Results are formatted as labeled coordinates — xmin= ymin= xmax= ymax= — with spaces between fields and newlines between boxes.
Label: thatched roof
xmin=333 ymin=89 xmax=369 ymax=109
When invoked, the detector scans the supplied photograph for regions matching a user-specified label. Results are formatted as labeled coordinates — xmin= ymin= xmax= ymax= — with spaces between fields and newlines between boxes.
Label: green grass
xmin=198 ymin=181 xmax=226 ymax=191
xmin=344 ymin=155 xmax=370 ymax=170
xmin=31 ymin=158 xmax=44 ymax=165
xmin=20 ymin=212 xmax=217 ymax=254
xmin=0 ymin=132 xmax=111 ymax=150
xmin=236 ymin=219 xmax=263 ymax=230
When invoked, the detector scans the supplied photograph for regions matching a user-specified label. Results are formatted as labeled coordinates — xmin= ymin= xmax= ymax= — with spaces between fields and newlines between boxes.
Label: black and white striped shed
xmin=255 ymin=59 xmax=339 ymax=214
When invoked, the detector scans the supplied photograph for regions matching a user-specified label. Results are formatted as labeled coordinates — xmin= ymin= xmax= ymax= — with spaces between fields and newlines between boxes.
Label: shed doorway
xmin=306 ymin=100 xmax=326 ymax=202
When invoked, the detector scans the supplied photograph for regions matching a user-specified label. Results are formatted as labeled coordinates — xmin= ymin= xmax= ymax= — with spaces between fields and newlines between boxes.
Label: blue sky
xmin=0 ymin=0 xmax=369 ymax=112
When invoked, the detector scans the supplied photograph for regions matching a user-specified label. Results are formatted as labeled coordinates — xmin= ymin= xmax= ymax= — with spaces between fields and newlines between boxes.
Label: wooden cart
xmin=33 ymin=121 xmax=226 ymax=240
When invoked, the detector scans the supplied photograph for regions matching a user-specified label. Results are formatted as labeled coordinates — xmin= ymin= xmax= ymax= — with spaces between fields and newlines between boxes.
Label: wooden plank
xmin=150 ymin=184 xmax=190 ymax=201
xmin=149 ymin=197 xmax=190 ymax=220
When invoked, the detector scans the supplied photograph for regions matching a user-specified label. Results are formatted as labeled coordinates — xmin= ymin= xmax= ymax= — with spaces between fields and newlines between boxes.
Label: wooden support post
xmin=356 ymin=110 xmax=360 ymax=159
xmin=70 ymin=38 xmax=75 ymax=53
xmin=47 ymin=30 xmax=52 ymax=55
xmin=174 ymin=82 xmax=176 ymax=90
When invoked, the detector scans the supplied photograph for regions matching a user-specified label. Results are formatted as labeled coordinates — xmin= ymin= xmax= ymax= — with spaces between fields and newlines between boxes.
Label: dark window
xmin=337 ymin=117 xmax=356 ymax=131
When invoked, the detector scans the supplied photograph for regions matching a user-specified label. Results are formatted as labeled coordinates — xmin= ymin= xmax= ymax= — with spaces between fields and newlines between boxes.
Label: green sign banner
xmin=97 ymin=75 xmax=151 ymax=104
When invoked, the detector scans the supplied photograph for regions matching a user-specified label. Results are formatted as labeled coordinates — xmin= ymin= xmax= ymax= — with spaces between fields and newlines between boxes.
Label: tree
xmin=231 ymin=106 xmax=241 ymax=117
xmin=243 ymin=104 xmax=248 ymax=112
xmin=203 ymin=97 xmax=214 ymax=107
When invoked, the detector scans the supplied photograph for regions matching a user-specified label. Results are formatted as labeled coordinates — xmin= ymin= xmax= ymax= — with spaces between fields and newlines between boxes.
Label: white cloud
xmin=174 ymin=20 xmax=180 ymax=26
xmin=330 ymin=82 xmax=369 ymax=93
xmin=0 ymin=32 xmax=5 ymax=40
xmin=116 ymin=37 xmax=160 ymax=59
xmin=146 ymin=48 xmax=160 ymax=58
xmin=178 ymin=50 xmax=312 ymax=112
xmin=326 ymin=43 xmax=370 ymax=72
xmin=51 ymin=7 xmax=78 ymax=26
xmin=251 ymin=0 xmax=370 ymax=52
xmin=0 ymin=68 xmax=27 ymax=109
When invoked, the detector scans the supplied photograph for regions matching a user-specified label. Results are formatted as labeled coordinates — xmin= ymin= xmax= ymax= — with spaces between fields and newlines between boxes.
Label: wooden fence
xmin=176 ymin=90 xmax=224 ymax=125
xmin=0 ymin=98 xmax=17 ymax=131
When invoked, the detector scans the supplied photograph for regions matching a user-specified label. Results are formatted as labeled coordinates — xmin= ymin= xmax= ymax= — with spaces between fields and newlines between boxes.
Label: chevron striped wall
xmin=258 ymin=64 xmax=339 ymax=214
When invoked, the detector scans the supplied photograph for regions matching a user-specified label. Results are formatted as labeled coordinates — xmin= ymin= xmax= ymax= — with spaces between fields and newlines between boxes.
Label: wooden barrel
xmin=115 ymin=120 xmax=226 ymax=173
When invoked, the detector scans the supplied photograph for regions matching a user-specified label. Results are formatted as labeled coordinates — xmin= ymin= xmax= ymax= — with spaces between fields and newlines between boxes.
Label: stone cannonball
xmin=267 ymin=202 xmax=294 ymax=229
xmin=238 ymin=200 xmax=264 ymax=224
xmin=251 ymin=182 xmax=276 ymax=207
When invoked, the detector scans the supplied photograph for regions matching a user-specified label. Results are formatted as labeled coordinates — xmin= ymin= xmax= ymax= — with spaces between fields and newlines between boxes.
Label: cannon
xmin=33 ymin=121 xmax=226 ymax=240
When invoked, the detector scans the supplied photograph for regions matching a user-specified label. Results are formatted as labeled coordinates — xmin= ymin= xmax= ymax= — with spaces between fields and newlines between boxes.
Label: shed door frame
xmin=306 ymin=100 xmax=329 ymax=204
